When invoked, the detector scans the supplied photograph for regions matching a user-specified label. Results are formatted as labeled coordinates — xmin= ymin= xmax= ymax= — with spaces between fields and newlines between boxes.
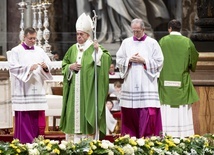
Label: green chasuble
xmin=59 ymin=43 xmax=111 ymax=138
xmin=158 ymin=34 xmax=199 ymax=106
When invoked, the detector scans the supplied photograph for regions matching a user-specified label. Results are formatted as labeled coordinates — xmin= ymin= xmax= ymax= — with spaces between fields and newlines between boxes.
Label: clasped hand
xmin=129 ymin=53 xmax=145 ymax=64
xmin=70 ymin=62 xmax=81 ymax=72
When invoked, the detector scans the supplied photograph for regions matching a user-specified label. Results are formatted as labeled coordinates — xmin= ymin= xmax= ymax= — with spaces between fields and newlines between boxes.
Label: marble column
xmin=0 ymin=0 xmax=7 ymax=56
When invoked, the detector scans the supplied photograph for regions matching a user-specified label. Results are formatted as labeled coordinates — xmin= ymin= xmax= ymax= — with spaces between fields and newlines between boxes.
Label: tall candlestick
xmin=42 ymin=1 xmax=52 ymax=59
xmin=18 ymin=1 xmax=27 ymax=42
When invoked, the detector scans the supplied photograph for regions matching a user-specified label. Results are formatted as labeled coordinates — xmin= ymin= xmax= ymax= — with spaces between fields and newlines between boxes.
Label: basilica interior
xmin=0 ymin=0 xmax=214 ymax=142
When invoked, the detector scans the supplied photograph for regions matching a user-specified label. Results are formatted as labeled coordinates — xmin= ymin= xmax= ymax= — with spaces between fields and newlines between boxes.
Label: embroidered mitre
xmin=76 ymin=13 xmax=93 ymax=36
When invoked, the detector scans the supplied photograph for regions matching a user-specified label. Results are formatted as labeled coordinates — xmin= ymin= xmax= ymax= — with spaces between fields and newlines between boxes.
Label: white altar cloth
xmin=0 ymin=61 xmax=9 ymax=70
xmin=46 ymin=95 xmax=63 ymax=127
xmin=46 ymin=95 xmax=63 ymax=116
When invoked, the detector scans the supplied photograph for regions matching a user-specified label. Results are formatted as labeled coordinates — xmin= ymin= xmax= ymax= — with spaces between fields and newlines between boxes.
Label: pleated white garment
xmin=161 ymin=104 xmax=194 ymax=137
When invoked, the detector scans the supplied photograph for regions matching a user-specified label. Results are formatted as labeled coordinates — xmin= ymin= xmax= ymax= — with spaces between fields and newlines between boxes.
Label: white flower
xmin=108 ymin=142 xmax=114 ymax=148
xmin=179 ymin=142 xmax=185 ymax=149
xmin=150 ymin=136 xmax=157 ymax=141
xmin=101 ymin=140 xmax=114 ymax=148
xmin=39 ymin=141 xmax=45 ymax=145
xmin=108 ymin=150 xmax=114 ymax=155
xmin=172 ymin=151 xmax=180 ymax=155
xmin=123 ymin=144 xmax=134 ymax=155
xmin=50 ymin=140 xmax=59 ymax=145
xmin=165 ymin=151 xmax=172 ymax=155
xmin=183 ymin=151 xmax=191 ymax=155
xmin=26 ymin=143 xmax=34 ymax=149
xmin=181 ymin=137 xmax=188 ymax=141
xmin=133 ymin=146 xmax=137 ymax=151
xmin=61 ymin=140 xmax=68 ymax=145
xmin=152 ymin=148 xmax=163 ymax=154
xmin=28 ymin=148 xmax=40 ymax=155
xmin=100 ymin=142 xmax=108 ymax=149
xmin=59 ymin=143 xmax=66 ymax=150
xmin=191 ymin=149 xmax=197 ymax=155
xmin=173 ymin=138 xmax=180 ymax=144
xmin=83 ymin=148 xmax=90 ymax=152
xmin=124 ymin=135 xmax=130 ymax=138
xmin=101 ymin=140 xmax=110 ymax=144
xmin=33 ymin=143 xmax=38 ymax=147
xmin=130 ymin=136 xmax=137 ymax=141
xmin=136 ymin=138 xmax=145 ymax=146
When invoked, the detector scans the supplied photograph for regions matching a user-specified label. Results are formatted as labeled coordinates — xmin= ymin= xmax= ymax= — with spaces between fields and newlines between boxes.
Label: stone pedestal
xmin=191 ymin=52 xmax=214 ymax=135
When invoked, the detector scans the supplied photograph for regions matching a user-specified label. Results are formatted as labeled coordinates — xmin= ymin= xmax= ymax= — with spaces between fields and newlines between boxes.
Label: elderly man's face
xmin=131 ymin=23 xmax=144 ymax=39
xmin=76 ymin=30 xmax=90 ymax=44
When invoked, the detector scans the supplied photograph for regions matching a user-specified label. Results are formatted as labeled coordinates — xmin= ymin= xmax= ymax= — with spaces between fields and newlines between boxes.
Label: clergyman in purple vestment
xmin=8 ymin=27 xmax=53 ymax=143
xmin=116 ymin=18 xmax=164 ymax=138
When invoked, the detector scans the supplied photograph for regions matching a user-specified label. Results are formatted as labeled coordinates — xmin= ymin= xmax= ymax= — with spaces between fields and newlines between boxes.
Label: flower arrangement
xmin=0 ymin=134 xmax=214 ymax=155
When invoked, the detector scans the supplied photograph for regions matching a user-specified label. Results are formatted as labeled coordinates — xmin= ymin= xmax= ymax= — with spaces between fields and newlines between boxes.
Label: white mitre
xmin=76 ymin=13 xmax=93 ymax=36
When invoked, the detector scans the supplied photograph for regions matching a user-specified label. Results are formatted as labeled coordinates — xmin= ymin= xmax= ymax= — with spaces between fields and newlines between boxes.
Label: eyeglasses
xmin=26 ymin=37 xmax=37 ymax=41
xmin=132 ymin=30 xmax=142 ymax=34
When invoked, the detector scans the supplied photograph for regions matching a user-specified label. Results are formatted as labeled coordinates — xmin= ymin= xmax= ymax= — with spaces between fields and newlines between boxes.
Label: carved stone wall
xmin=190 ymin=0 xmax=214 ymax=52
xmin=182 ymin=0 xmax=198 ymax=37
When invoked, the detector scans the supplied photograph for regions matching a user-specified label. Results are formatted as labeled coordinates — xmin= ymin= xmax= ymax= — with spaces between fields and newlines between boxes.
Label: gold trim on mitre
xmin=76 ymin=13 xmax=93 ymax=35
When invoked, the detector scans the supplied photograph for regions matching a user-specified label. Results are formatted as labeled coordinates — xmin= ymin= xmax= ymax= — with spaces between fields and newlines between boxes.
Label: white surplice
xmin=116 ymin=36 xmax=163 ymax=108
xmin=161 ymin=104 xmax=194 ymax=137
xmin=8 ymin=44 xmax=53 ymax=111
xmin=106 ymin=107 xmax=117 ymax=135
